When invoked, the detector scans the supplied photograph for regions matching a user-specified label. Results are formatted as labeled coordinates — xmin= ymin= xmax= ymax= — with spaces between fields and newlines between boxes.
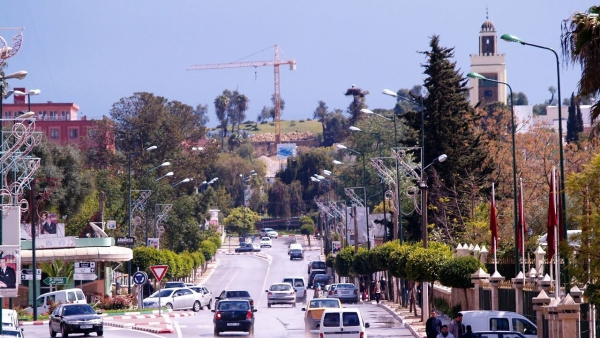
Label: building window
xmin=69 ymin=129 xmax=78 ymax=138
xmin=50 ymin=129 xmax=59 ymax=139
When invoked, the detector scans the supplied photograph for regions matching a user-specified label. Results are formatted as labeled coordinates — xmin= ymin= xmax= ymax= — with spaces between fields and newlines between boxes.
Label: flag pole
xmin=552 ymin=166 xmax=560 ymax=299
xmin=520 ymin=178 xmax=526 ymax=282
xmin=494 ymin=238 xmax=497 ymax=272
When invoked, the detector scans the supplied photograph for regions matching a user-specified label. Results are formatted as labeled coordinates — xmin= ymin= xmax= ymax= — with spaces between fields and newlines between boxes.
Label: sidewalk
xmin=377 ymin=299 xmax=451 ymax=338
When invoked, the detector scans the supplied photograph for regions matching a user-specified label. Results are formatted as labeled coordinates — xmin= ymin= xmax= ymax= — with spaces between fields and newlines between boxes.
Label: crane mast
xmin=187 ymin=45 xmax=296 ymax=145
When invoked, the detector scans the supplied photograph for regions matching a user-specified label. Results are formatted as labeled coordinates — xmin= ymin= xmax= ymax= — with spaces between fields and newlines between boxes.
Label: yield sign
xmin=150 ymin=265 xmax=169 ymax=282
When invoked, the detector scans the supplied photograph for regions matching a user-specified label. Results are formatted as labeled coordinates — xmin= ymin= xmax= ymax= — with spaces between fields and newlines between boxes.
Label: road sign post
xmin=133 ymin=270 xmax=148 ymax=310
xmin=150 ymin=265 xmax=168 ymax=316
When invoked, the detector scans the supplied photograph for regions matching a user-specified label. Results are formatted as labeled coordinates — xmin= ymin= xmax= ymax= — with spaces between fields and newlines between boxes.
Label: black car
xmin=49 ymin=303 xmax=103 ymax=337
xmin=313 ymin=274 xmax=330 ymax=289
xmin=212 ymin=299 xmax=256 ymax=336
xmin=290 ymin=248 xmax=303 ymax=260
xmin=308 ymin=269 xmax=327 ymax=288
xmin=235 ymin=243 xmax=254 ymax=253
xmin=307 ymin=261 xmax=326 ymax=274
xmin=215 ymin=290 xmax=254 ymax=310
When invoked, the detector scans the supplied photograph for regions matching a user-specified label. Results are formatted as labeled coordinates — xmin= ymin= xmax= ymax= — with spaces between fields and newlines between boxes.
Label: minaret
xmin=469 ymin=12 xmax=507 ymax=107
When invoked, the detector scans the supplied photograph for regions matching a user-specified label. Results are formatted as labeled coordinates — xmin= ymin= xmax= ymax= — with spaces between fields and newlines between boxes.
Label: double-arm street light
xmin=468 ymin=71 xmax=520 ymax=275
xmin=336 ymin=144 xmax=371 ymax=250
xmin=172 ymin=178 xmax=192 ymax=188
xmin=145 ymin=162 xmax=171 ymax=246
xmin=127 ymin=145 xmax=157 ymax=293
xmin=152 ymin=171 xmax=173 ymax=238
xmin=501 ymin=34 xmax=568 ymax=279
xmin=240 ymin=171 xmax=256 ymax=238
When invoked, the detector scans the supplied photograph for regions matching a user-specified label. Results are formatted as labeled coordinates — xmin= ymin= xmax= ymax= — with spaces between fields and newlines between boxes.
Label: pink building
xmin=2 ymin=87 xmax=94 ymax=147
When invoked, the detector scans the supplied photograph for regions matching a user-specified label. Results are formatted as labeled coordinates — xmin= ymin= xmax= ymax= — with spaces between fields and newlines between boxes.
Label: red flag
xmin=557 ymin=175 xmax=565 ymax=243
xmin=517 ymin=179 xmax=527 ymax=255
xmin=547 ymin=167 xmax=557 ymax=260
xmin=490 ymin=183 xmax=498 ymax=254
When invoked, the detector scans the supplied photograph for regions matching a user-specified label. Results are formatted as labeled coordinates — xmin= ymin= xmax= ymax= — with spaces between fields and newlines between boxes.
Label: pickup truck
xmin=235 ymin=242 xmax=254 ymax=253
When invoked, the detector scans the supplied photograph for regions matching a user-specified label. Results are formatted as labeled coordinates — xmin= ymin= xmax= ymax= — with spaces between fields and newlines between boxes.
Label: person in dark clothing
xmin=461 ymin=325 xmax=477 ymax=338
xmin=426 ymin=309 xmax=443 ymax=338
xmin=448 ymin=313 xmax=465 ymax=338
xmin=142 ymin=281 xmax=154 ymax=298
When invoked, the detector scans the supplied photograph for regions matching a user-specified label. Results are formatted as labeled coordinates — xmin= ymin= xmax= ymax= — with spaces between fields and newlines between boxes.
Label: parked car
xmin=319 ymin=307 xmax=369 ymax=338
xmin=215 ymin=290 xmax=254 ymax=310
xmin=307 ymin=261 xmax=326 ymax=275
xmin=251 ymin=243 xmax=261 ymax=252
xmin=260 ymin=237 xmax=272 ymax=248
xmin=265 ymin=282 xmax=296 ymax=308
xmin=302 ymin=298 xmax=342 ymax=334
xmin=164 ymin=281 xmax=186 ymax=289
xmin=36 ymin=288 xmax=87 ymax=315
xmin=212 ymin=299 xmax=256 ymax=336
xmin=188 ymin=285 xmax=213 ymax=309
xmin=282 ymin=277 xmax=307 ymax=301
xmin=308 ymin=269 xmax=327 ymax=288
xmin=461 ymin=311 xmax=537 ymax=338
xmin=325 ymin=284 xmax=338 ymax=296
xmin=49 ymin=303 xmax=103 ymax=337
xmin=326 ymin=283 xmax=359 ymax=304
xmin=142 ymin=287 xmax=203 ymax=311
xmin=260 ymin=227 xmax=278 ymax=238
xmin=290 ymin=248 xmax=304 ymax=260
xmin=235 ymin=242 xmax=255 ymax=253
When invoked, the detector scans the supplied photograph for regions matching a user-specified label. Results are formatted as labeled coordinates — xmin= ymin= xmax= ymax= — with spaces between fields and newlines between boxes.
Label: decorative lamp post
xmin=501 ymin=33 xmax=567 ymax=279
xmin=240 ymin=171 xmax=256 ymax=238
xmin=145 ymin=162 xmax=171 ymax=245
xmin=467 ymin=71 xmax=519 ymax=275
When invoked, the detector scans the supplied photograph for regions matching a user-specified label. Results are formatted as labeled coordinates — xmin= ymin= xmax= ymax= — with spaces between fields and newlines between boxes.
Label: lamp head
xmin=181 ymin=178 xmax=191 ymax=183
xmin=146 ymin=145 xmax=157 ymax=151
xmin=3 ymin=70 xmax=27 ymax=80
xmin=467 ymin=72 xmax=486 ymax=80
xmin=29 ymin=89 xmax=41 ymax=95
xmin=336 ymin=144 xmax=347 ymax=150
xmin=500 ymin=33 xmax=523 ymax=44
xmin=382 ymin=89 xmax=397 ymax=98
xmin=17 ymin=111 xmax=35 ymax=119
xmin=349 ymin=126 xmax=361 ymax=132
xmin=323 ymin=170 xmax=332 ymax=176
xmin=12 ymin=90 xmax=26 ymax=96
xmin=316 ymin=175 xmax=325 ymax=180
xmin=332 ymin=160 xmax=344 ymax=165
xmin=165 ymin=172 xmax=174 ymax=177
xmin=436 ymin=154 xmax=448 ymax=163
xmin=192 ymin=146 xmax=204 ymax=151
xmin=160 ymin=161 xmax=171 ymax=167
xmin=360 ymin=108 xmax=373 ymax=114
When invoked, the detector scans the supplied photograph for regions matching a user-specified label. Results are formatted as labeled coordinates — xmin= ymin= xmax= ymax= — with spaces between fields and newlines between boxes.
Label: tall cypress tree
xmin=567 ymin=92 xmax=579 ymax=143
xmin=576 ymin=98 xmax=585 ymax=135
xmin=402 ymin=35 xmax=493 ymax=238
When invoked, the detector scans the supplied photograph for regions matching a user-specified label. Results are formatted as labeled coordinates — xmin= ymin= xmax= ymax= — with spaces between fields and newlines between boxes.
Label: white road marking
xmin=257 ymin=253 xmax=272 ymax=308
xmin=173 ymin=320 xmax=182 ymax=338
xmin=120 ymin=328 xmax=166 ymax=337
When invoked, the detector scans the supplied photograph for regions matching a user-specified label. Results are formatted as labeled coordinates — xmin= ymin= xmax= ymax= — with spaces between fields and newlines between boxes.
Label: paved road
xmin=18 ymin=325 xmax=169 ymax=338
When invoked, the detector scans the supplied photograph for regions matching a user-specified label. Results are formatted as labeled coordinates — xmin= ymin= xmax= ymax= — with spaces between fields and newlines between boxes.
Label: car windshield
xmin=218 ymin=301 xmax=249 ymax=311
xmin=226 ymin=291 xmax=251 ymax=298
xmin=63 ymin=305 xmax=95 ymax=316
xmin=309 ymin=299 xmax=341 ymax=308
xmin=312 ymin=262 xmax=326 ymax=269
xmin=263 ymin=228 xmax=273 ymax=232
xmin=150 ymin=289 xmax=174 ymax=298
xmin=291 ymin=249 xmax=301 ymax=253
xmin=261 ymin=238 xmax=270 ymax=241
xmin=270 ymin=284 xmax=292 ymax=291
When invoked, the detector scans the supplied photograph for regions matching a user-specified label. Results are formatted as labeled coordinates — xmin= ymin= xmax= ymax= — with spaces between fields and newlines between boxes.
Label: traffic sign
xmin=75 ymin=262 xmax=96 ymax=274
xmin=21 ymin=274 xmax=41 ymax=280
xmin=133 ymin=271 xmax=148 ymax=285
xmin=73 ymin=273 xmax=98 ymax=281
xmin=21 ymin=269 xmax=41 ymax=275
xmin=150 ymin=265 xmax=168 ymax=282
xmin=44 ymin=277 xmax=68 ymax=285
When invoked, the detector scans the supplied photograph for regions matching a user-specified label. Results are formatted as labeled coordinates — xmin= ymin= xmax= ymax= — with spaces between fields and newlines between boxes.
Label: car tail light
xmin=304 ymin=290 xmax=307 ymax=296
xmin=246 ymin=310 xmax=253 ymax=319
xmin=250 ymin=300 xmax=254 ymax=306
xmin=268 ymin=292 xmax=272 ymax=296
xmin=216 ymin=311 xmax=221 ymax=320
xmin=354 ymin=289 xmax=358 ymax=294
xmin=320 ymin=333 xmax=324 ymax=338
xmin=334 ymin=290 xmax=338 ymax=295
xmin=360 ymin=332 xmax=365 ymax=338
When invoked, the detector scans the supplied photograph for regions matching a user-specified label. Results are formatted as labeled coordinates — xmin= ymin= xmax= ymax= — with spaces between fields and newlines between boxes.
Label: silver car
xmin=143 ymin=287 xmax=203 ymax=311
xmin=189 ymin=285 xmax=213 ymax=309
xmin=326 ymin=283 xmax=359 ymax=304
xmin=265 ymin=282 xmax=296 ymax=308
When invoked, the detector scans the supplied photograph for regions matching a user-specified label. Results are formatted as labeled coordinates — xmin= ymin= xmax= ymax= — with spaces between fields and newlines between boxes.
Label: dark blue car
xmin=212 ymin=300 xmax=256 ymax=336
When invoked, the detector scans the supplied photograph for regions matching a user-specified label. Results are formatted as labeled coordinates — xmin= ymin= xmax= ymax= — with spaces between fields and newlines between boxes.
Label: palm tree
xmin=313 ymin=100 xmax=329 ymax=138
xmin=235 ymin=94 xmax=249 ymax=131
xmin=562 ymin=5 xmax=600 ymax=135
xmin=40 ymin=260 xmax=74 ymax=291
xmin=214 ymin=95 xmax=230 ymax=149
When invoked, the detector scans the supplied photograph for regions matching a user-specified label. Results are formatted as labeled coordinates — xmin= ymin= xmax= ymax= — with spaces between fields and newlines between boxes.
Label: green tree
xmin=567 ymin=92 xmax=581 ymax=144
xmin=214 ymin=94 xmax=231 ymax=148
xmin=352 ymin=247 xmax=375 ymax=276
xmin=300 ymin=216 xmax=315 ymax=247
xmin=344 ymin=85 xmax=369 ymax=126
xmin=322 ymin=110 xmax=347 ymax=147
xmin=195 ymin=103 xmax=210 ymax=126
xmin=313 ymin=100 xmax=329 ymax=140
xmin=334 ymin=247 xmax=355 ymax=277
xmin=562 ymin=5 xmax=600 ymax=136
xmin=200 ymin=240 xmax=217 ymax=262
xmin=508 ymin=92 xmax=529 ymax=106
xmin=405 ymin=244 xmax=452 ymax=285
xmin=132 ymin=246 xmax=163 ymax=276
xmin=222 ymin=207 xmax=261 ymax=235
xmin=372 ymin=241 xmax=400 ymax=272
xmin=438 ymin=256 xmax=486 ymax=307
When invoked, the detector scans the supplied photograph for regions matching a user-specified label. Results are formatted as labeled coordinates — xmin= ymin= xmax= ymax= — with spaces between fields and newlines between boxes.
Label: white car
xmin=265 ymin=282 xmax=296 ymax=307
xmin=260 ymin=237 xmax=272 ymax=248
xmin=189 ymin=285 xmax=213 ymax=309
xmin=260 ymin=227 xmax=278 ymax=238
xmin=142 ymin=287 xmax=203 ymax=311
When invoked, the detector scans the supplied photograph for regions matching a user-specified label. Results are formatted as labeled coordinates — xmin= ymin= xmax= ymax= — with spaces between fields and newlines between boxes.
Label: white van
xmin=288 ymin=243 xmax=302 ymax=255
xmin=460 ymin=310 xmax=537 ymax=338
xmin=319 ymin=307 xmax=370 ymax=338
xmin=282 ymin=277 xmax=307 ymax=301
xmin=36 ymin=288 xmax=87 ymax=315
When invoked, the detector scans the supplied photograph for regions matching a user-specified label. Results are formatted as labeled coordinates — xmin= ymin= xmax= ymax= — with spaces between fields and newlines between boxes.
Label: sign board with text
xmin=73 ymin=273 xmax=98 ymax=281
xmin=75 ymin=262 xmax=96 ymax=274
xmin=21 ymin=269 xmax=41 ymax=280
xmin=116 ymin=237 xmax=134 ymax=246
xmin=44 ymin=277 xmax=67 ymax=285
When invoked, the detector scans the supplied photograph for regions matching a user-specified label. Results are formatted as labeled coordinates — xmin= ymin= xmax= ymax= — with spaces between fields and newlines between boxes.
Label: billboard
xmin=277 ymin=143 xmax=296 ymax=160
xmin=209 ymin=209 xmax=220 ymax=231
xmin=0 ymin=245 xmax=20 ymax=298
xmin=20 ymin=211 xmax=65 ymax=240
xmin=147 ymin=238 xmax=159 ymax=249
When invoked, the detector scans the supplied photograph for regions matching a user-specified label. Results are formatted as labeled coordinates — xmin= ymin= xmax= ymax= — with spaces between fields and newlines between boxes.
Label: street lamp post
xmin=127 ymin=145 xmax=157 ymax=293
xmin=152 ymin=171 xmax=173 ymax=238
xmin=501 ymin=33 xmax=568 ymax=282
xmin=468 ymin=71 xmax=520 ymax=275
xmin=240 ymin=171 xmax=256 ymax=238
xmin=336 ymin=144 xmax=371 ymax=250
xmin=145 ymin=161 xmax=171 ymax=245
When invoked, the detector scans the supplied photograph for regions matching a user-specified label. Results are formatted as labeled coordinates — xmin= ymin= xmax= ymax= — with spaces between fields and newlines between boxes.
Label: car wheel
xmin=268 ymin=303 xmax=271 ymax=308
xmin=249 ymin=326 xmax=255 ymax=337
xmin=193 ymin=301 xmax=201 ymax=312
xmin=213 ymin=327 xmax=220 ymax=336
xmin=166 ymin=303 xmax=173 ymax=310
xmin=208 ymin=300 xmax=212 ymax=310
xmin=49 ymin=324 xmax=57 ymax=337
xmin=97 ymin=331 xmax=103 ymax=336
xmin=292 ymin=302 xmax=296 ymax=308
xmin=62 ymin=325 xmax=69 ymax=338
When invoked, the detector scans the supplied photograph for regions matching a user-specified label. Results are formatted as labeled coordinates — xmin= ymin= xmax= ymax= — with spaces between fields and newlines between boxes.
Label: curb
xmin=19 ymin=310 xmax=194 ymax=326
xmin=133 ymin=324 xmax=174 ymax=334
xmin=376 ymin=303 xmax=424 ymax=338
xmin=20 ymin=320 xmax=48 ymax=326
xmin=253 ymin=252 xmax=272 ymax=264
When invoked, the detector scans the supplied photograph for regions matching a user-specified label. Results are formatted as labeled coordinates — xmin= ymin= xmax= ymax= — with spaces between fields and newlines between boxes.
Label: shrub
xmin=207 ymin=236 xmax=222 ymax=249
xmin=290 ymin=121 xmax=297 ymax=127
xmin=334 ymin=247 xmax=355 ymax=277
xmin=299 ymin=120 xmax=305 ymax=123
xmin=326 ymin=253 xmax=334 ymax=268
xmin=260 ymin=121 xmax=268 ymax=124
xmin=352 ymin=247 xmax=375 ymax=276
xmin=98 ymin=295 xmax=134 ymax=310
xmin=269 ymin=122 xmax=275 ymax=126
xmin=438 ymin=256 xmax=486 ymax=289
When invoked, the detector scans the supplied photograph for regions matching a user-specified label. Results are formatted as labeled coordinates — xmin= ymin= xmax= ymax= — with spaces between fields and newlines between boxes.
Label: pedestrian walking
xmin=448 ymin=313 xmax=465 ymax=338
xmin=313 ymin=283 xmax=321 ymax=298
xmin=426 ymin=309 xmax=442 ymax=338
xmin=461 ymin=325 xmax=477 ymax=338
xmin=373 ymin=280 xmax=381 ymax=304
xmin=436 ymin=325 xmax=455 ymax=338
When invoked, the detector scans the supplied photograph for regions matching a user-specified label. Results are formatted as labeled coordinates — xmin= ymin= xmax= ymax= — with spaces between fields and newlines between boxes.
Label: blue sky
xmin=0 ymin=1 xmax=590 ymax=128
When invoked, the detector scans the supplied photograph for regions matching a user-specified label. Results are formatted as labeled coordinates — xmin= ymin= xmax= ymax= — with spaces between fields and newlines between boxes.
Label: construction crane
xmin=187 ymin=45 xmax=296 ymax=145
